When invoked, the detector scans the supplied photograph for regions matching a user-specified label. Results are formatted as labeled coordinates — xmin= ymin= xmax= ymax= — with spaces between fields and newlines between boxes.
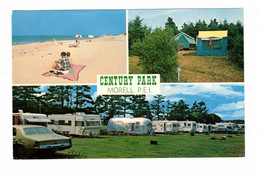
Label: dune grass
xmin=129 ymin=51 xmax=244 ymax=82
xmin=57 ymin=133 xmax=245 ymax=158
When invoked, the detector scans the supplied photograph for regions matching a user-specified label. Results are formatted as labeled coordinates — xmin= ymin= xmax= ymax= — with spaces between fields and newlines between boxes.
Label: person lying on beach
xmin=69 ymin=40 xmax=80 ymax=47
xmin=53 ymin=51 xmax=71 ymax=71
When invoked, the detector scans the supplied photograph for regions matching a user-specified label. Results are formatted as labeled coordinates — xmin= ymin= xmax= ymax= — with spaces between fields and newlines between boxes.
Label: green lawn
xmin=57 ymin=133 xmax=245 ymax=158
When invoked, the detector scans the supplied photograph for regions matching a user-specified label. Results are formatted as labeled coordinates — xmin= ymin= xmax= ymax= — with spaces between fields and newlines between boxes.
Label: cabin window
xmin=202 ymin=38 xmax=222 ymax=50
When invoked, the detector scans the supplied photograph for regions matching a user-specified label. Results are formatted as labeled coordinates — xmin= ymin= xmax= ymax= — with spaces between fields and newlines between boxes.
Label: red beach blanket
xmin=42 ymin=65 xmax=86 ymax=81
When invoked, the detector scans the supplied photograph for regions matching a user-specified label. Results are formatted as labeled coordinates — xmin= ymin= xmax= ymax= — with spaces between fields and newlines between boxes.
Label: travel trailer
xmin=215 ymin=122 xmax=236 ymax=131
xmin=107 ymin=117 xmax=152 ymax=134
xmin=178 ymin=121 xmax=197 ymax=132
xmin=208 ymin=124 xmax=217 ymax=132
xmin=196 ymin=123 xmax=208 ymax=133
xmin=47 ymin=112 xmax=102 ymax=136
xmin=152 ymin=121 xmax=180 ymax=133
xmin=13 ymin=110 xmax=50 ymax=127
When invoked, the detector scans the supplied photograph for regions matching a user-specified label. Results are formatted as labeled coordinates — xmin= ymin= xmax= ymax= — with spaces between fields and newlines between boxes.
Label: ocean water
xmin=12 ymin=35 xmax=97 ymax=45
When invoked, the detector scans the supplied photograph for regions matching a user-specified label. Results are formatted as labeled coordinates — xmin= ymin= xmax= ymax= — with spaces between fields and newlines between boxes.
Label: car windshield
xmin=23 ymin=127 xmax=54 ymax=135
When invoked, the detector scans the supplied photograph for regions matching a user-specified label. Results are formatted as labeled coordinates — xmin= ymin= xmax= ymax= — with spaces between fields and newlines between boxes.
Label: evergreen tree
xmin=189 ymin=101 xmax=209 ymax=123
xmin=12 ymin=86 xmax=41 ymax=113
xmin=169 ymin=99 xmax=190 ymax=121
xmin=128 ymin=16 xmax=151 ymax=55
xmin=129 ymin=95 xmax=149 ymax=118
xmin=165 ymin=17 xmax=179 ymax=35
xmin=151 ymin=95 xmax=165 ymax=120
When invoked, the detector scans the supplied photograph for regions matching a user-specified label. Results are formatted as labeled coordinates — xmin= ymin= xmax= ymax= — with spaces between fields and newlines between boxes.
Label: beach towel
xmin=42 ymin=64 xmax=86 ymax=81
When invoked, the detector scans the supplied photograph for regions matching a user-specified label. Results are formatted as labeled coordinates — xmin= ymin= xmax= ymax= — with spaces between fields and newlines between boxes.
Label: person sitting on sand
xmin=53 ymin=51 xmax=71 ymax=71
xmin=66 ymin=52 xmax=73 ymax=67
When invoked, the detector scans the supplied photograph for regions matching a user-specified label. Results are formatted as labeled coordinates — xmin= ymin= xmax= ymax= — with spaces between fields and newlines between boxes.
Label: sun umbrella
xmin=75 ymin=34 xmax=82 ymax=38
xmin=88 ymin=35 xmax=94 ymax=38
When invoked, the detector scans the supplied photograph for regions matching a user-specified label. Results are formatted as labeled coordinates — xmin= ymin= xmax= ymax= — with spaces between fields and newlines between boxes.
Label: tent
xmin=107 ymin=117 xmax=152 ymax=134
xmin=173 ymin=32 xmax=196 ymax=50
xmin=196 ymin=30 xmax=228 ymax=56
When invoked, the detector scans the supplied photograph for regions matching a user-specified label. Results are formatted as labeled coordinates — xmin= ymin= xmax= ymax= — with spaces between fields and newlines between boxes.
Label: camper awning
xmin=25 ymin=118 xmax=51 ymax=123
xmin=197 ymin=30 xmax=228 ymax=38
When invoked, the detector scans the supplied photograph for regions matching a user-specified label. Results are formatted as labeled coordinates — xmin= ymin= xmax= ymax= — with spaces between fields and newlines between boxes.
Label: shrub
xmin=190 ymin=131 xmax=195 ymax=136
xmin=131 ymin=28 xmax=179 ymax=82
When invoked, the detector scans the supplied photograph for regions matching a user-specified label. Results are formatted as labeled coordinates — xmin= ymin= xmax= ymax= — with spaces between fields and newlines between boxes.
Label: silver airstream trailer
xmin=107 ymin=117 xmax=152 ymax=134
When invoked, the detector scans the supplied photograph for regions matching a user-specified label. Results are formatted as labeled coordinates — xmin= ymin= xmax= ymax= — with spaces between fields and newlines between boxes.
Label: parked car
xmin=214 ymin=127 xmax=238 ymax=134
xmin=13 ymin=125 xmax=72 ymax=156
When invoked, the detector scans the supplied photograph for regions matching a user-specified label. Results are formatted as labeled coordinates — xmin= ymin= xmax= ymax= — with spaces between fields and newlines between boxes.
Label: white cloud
xmin=217 ymin=109 xmax=245 ymax=120
xmin=213 ymin=101 xmax=244 ymax=111
xmin=160 ymin=84 xmax=243 ymax=97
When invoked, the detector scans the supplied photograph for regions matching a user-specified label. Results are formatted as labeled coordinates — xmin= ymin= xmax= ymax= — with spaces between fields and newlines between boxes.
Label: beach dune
xmin=12 ymin=34 xmax=127 ymax=84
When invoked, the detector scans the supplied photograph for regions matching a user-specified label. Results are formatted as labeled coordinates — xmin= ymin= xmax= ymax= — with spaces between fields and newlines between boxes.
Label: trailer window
xmin=48 ymin=120 xmax=55 ymax=124
xmin=76 ymin=121 xmax=84 ymax=126
xmin=59 ymin=120 xmax=71 ymax=126
xmin=188 ymin=123 xmax=191 ymax=127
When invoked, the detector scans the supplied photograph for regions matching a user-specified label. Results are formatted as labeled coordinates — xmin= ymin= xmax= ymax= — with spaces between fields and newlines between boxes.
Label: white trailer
xmin=196 ymin=123 xmax=208 ymax=133
xmin=47 ymin=112 xmax=101 ymax=136
xmin=13 ymin=110 xmax=50 ymax=127
xmin=208 ymin=124 xmax=217 ymax=132
xmin=152 ymin=121 xmax=179 ymax=133
xmin=215 ymin=122 xmax=236 ymax=131
xmin=178 ymin=121 xmax=197 ymax=132
xmin=107 ymin=117 xmax=152 ymax=134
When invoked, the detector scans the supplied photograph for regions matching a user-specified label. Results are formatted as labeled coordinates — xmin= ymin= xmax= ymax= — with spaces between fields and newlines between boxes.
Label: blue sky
xmin=128 ymin=9 xmax=243 ymax=30
xmin=39 ymin=84 xmax=244 ymax=120
xmin=12 ymin=10 xmax=126 ymax=36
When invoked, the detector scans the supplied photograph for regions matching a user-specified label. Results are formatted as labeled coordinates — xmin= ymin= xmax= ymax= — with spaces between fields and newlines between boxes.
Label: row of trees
xmin=13 ymin=86 xmax=222 ymax=125
xmin=129 ymin=16 xmax=244 ymax=72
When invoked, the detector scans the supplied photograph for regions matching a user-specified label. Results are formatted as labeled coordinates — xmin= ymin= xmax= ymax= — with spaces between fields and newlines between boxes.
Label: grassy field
xmin=54 ymin=133 xmax=244 ymax=159
xmin=129 ymin=51 xmax=244 ymax=82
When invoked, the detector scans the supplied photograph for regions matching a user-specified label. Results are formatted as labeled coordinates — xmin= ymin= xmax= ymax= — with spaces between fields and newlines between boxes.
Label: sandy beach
xmin=12 ymin=34 xmax=127 ymax=84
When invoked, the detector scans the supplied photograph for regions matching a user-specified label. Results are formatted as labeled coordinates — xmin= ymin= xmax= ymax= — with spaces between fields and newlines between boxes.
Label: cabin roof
xmin=197 ymin=30 xmax=228 ymax=38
